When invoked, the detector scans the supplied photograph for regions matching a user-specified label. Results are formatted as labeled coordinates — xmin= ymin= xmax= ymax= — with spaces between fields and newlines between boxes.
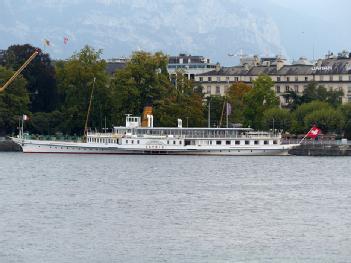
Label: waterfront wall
xmin=289 ymin=144 xmax=351 ymax=156
xmin=0 ymin=138 xmax=21 ymax=152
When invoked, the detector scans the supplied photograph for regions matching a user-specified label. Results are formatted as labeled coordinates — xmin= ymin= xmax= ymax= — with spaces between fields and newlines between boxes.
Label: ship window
xmin=245 ymin=140 xmax=250 ymax=145
xmin=235 ymin=141 xmax=240 ymax=145
xmin=264 ymin=140 xmax=268 ymax=145
xmin=254 ymin=140 xmax=259 ymax=145
xmin=216 ymin=140 xmax=221 ymax=145
xmin=226 ymin=140 xmax=230 ymax=145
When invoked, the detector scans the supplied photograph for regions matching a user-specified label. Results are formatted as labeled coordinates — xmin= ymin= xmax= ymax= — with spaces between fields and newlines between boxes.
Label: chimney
xmin=276 ymin=59 xmax=284 ymax=71
xmin=215 ymin=62 xmax=221 ymax=72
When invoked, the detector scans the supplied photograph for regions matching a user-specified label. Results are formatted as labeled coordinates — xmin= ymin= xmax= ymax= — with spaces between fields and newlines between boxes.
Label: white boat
xmin=12 ymin=115 xmax=299 ymax=155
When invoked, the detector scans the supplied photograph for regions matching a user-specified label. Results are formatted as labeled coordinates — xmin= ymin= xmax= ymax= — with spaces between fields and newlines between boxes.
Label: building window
xmin=207 ymin=86 xmax=211 ymax=94
xmin=249 ymin=77 xmax=253 ymax=82
xmin=276 ymin=86 xmax=281 ymax=93
xmin=287 ymin=76 xmax=290 ymax=82
xmin=235 ymin=141 xmax=240 ymax=145
xmin=216 ymin=76 xmax=220 ymax=81
xmin=245 ymin=140 xmax=250 ymax=145
xmin=216 ymin=140 xmax=221 ymax=145
xmin=254 ymin=140 xmax=259 ymax=145
xmin=305 ymin=76 xmax=308 ymax=81
xmin=226 ymin=140 xmax=231 ymax=145
xmin=173 ymin=141 xmax=176 ymax=144
xmin=285 ymin=85 xmax=290 ymax=92
xmin=349 ymin=75 xmax=351 ymax=81
xmin=348 ymin=86 xmax=351 ymax=94
xmin=277 ymin=76 xmax=281 ymax=81
xmin=226 ymin=76 xmax=229 ymax=81
xmin=264 ymin=140 xmax=269 ymax=145
xmin=329 ymin=75 xmax=333 ymax=81
xmin=199 ymin=77 xmax=203 ymax=82
xmin=320 ymin=75 xmax=324 ymax=81
xmin=235 ymin=77 xmax=239 ymax=82
xmin=339 ymin=75 xmax=342 ymax=81
xmin=216 ymin=86 xmax=221 ymax=94
xmin=208 ymin=77 xmax=212 ymax=82
xmin=294 ymin=85 xmax=299 ymax=93
xmin=295 ymin=76 xmax=298 ymax=81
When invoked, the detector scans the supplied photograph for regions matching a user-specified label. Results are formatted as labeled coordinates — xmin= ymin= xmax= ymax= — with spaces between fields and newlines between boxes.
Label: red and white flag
xmin=23 ymin=114 xmax=29 ymax=121
xmin=306 ymin=126 xmax=321 ymax=139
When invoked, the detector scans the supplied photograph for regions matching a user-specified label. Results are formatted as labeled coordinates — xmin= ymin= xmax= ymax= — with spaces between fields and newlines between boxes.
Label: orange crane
xmin=0 ymin=50 xmax=39 ymax=92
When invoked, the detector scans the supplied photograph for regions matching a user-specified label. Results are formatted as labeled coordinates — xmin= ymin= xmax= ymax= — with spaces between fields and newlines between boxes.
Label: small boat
xmin=11 ymin=114 xmax=298 ymax=155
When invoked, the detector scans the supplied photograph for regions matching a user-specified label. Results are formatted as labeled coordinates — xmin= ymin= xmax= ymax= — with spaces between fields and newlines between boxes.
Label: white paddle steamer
xmin=12 ymin=115 xmax=298 ymax=155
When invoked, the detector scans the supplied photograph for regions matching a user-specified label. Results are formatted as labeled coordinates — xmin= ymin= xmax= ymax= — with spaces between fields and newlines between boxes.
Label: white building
xmin=195 ymin=51 xmax=351 ymax=104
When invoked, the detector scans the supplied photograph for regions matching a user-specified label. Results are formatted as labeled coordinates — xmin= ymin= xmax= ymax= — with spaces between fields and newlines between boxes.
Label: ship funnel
xmin=178 ymin=119 xmax=182 ymax=128
xmin=147 ymin=114 xmax=154 ymax=128
xmin=141 ymin=97 xmax=153 ymax=127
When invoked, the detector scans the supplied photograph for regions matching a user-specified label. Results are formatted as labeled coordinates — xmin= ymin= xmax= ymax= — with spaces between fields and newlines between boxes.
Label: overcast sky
xmin=0 ymin=0 xmax=349 ymax=65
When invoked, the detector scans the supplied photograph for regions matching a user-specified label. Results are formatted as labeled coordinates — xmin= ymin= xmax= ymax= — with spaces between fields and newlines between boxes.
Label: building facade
xmin=195 ymin=51 xmax=351 ymax=104
xmin=167 ymin=53 xmax=217 ymax=81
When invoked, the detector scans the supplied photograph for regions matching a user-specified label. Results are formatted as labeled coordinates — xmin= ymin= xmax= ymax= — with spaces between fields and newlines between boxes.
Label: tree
xmin=302 ymin=82 xmax=343 ymax=106
xmin=226 ymin=82 xmax=251 ymax=124
xmin=304 ymin=108 xmax=344 ymax=134
xmin=3 ymin=44 xmax=58 ymax=112
xmin=243 ymin=75 xmax=279 ymax=129
xmin=154 ymin=71 xmax=205 ymax=127
xmin=155 ymin=71 xmax=205 ymax=127
xmin=110 ymin=51 xmax=171 ymax=124
xmin=0 ymin=67 xmax=29 ymax=134
xmin=338 ymin=103 xmax=351 ymax=139
xmin=262 ymin=108 xmax=291 ymax=131
xmin=56 ymin=46 xmax=111 ymax=134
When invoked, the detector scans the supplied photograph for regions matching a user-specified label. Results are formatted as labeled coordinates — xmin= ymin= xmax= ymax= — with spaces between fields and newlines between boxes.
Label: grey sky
xmin=0 ymin=0 xmax=349 ymax=65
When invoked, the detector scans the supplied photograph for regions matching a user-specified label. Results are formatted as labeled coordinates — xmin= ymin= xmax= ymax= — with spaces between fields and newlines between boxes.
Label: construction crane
xmin=0 ymin=50 xmax=39 ymax=93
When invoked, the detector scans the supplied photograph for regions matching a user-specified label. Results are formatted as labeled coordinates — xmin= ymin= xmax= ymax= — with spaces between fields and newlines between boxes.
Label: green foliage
xmin=110 ymin=51 xmax=171 ymax=124
xmin=0 ymin=67 xmax=29 ymax=134
xmin=30 ymin=111 xmax=65 ymax=135
xmin=3 ymin=44 xmax=58 ymax=112
xmin=204 ymin=95 xmax=226 ymax=127
xmin=262 ymin=108 xmax=291 ymax=131
xmin=154 ymin=71 xmax=206 ymax=127
xmin=284 ymin=82 xmax=343 ymax=109
xmin=243 ymin=75 xmax=279 ymax=129
xmin=304 ymin=108 xmax=344 ymax=133
xmin=56 ymin=45 xmax=111 ymax=134
xmin=338 ymin=103 xmax=351 ymax=139
xmin=226 ymin=82 xmax=251 ymax=124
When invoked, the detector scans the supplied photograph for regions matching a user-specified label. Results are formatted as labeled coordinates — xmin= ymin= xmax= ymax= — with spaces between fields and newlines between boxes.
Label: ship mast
xmin=83 ymin=77 xmax=96 ymax=142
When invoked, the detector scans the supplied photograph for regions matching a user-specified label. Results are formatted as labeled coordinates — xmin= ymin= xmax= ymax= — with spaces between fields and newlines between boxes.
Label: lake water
xmin=0 ymin=153 xmax=351 ymax=262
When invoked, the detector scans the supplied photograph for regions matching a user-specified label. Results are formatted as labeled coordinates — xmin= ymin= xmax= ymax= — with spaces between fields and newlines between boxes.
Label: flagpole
xmin=226 ymin=103 xmax=229 ymax=128
xmin=299 ymin=127 xmax=313 ymax=144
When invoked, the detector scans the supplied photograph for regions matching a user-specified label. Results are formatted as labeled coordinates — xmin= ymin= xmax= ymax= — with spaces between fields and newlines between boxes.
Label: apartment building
xmin=195 ymin=51 xmax=351 ymax=104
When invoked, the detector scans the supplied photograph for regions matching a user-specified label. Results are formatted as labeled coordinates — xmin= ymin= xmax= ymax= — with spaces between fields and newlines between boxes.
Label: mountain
xmin=0 ymin=0 xmax=349 ymax=65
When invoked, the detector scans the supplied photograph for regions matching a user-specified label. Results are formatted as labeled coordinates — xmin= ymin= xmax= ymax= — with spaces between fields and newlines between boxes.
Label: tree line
xmin=0 ymin=44 xmax=350 ymax=139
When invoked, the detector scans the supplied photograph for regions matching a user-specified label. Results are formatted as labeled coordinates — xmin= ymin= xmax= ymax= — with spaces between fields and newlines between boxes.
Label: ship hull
xmin=12 ymin=138 xmax=296 ymax=156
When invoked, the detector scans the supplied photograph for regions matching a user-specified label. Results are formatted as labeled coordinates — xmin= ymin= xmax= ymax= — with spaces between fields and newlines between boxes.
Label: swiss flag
xmin=306 ymin=126 xmax=321 ymax=139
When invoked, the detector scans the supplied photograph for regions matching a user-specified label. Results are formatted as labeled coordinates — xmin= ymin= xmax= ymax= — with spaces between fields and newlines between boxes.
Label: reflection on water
xmin=0 ymin=153 xmax=351 ymax=262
